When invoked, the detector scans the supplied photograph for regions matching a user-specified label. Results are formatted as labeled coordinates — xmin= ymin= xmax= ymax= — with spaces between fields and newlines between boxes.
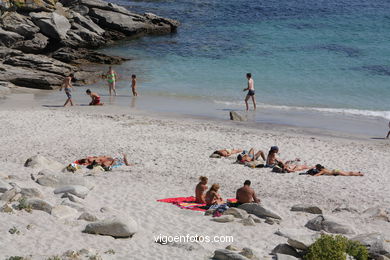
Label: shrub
xmin=5 ymin=257 xmax=25 ymax=260
xmin=17 ymin=197 xmax=32 ymax=213
xmin=304 ymin=234 xmax=368 ymax=260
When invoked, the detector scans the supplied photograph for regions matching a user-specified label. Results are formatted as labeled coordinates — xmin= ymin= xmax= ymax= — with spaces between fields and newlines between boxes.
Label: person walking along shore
xmin=243 ymin=73 xmax=256 ymax=111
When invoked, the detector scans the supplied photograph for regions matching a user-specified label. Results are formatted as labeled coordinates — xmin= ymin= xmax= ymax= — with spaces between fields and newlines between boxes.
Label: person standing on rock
xmin=236 ymin=180 xmax=260 ymax=204
xmin=243 ymin=73 xmax=256 ymax=111
xmin=105 ymin=66 xmax=118 ymax=96
xmin=131 ymin=74 xmax=138 ymax=96
xmin=60 ymin=73 xmax=74 ymax=107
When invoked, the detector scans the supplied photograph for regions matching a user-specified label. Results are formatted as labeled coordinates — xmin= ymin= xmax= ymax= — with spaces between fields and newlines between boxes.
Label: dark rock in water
xmin=230 ymin=111 xmax=247 ymax=121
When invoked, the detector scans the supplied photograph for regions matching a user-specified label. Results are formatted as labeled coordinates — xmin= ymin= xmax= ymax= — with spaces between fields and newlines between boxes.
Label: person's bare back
xmin=236 ymin=180 xmax=260 ymax=204
xmin=195 ymin=176 xmax=208 ymax=203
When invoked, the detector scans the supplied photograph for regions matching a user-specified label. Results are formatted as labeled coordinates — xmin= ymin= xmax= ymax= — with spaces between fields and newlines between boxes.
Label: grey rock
xmin=1 ymin=12 xmax=40 ymax=38
xmin=83 ymin=217 xmax=138 ymax=238
xmin=26 ymin=198 xmax=52 ymax=214
xmin=51 ymin=205 xmax=79 ymax=219
xmin=0 ymin=188 xmax=18 ymax=201
xmin=305 ymin=215 xmax=355 ymax=234
xmin=61 ymin=200 xmax=86 ymax=212
xmin=276 ymin=254 xmax=300 ymax=260
xmin=70 ymin=23 xmax=105 ymax=47
xmin=0 ymin=179 xmax=11 ymax=193
xmin=275 ymin=230 xmax=320 ymax=250
xmin=72 ymin=4 xmax=90 ymax=15
xmin=223 ymin=208 xmax=249 ymax=219
xmin=0 ymin=28 xmax=24 ymax=47
xmin=351 ymin=233 xmax=387 ymax=257
xmin=213 ymin=249 xmax=250 ymax=260
xmin=230 ymin=111 xmax=247 ymax=121
xmin=61 ymin=193 xmax=85 ymax=204
xmin=54 ymin=185 xmax=89 ymax=199
xmin=248 ymin=214 xmax=262 ymax=223
xmin=30 ymin=12 xmax=71 ymax=39
xmin=239 ymin=216 xmax=256 ymax=226
xmin=211 ymin=215 xmax=235 ymax=223
xmin=239 ymin=248 xmax=256 ymax=259
xmin=0 ymin=85 xmax=12 ymax=97
xmin=362 ymin=206 xmax=390 ymax=222
xmin=291 ymin=204 xmax=322 ymax=214
xmin=36 ymin=175 xmax=94 ymax=189
xmin=271 ymin=244 xmax=300 ymax=258
xmin=265 ymin=217 xmax=275 ymax=225
xmin=377 ymin=256 xmax=390 ymax=260
xmin=52 ymin=47 xmax=125 ymax=65
xmin=24 ymin=155 xmax=64 ymax=170
xmin=238 ymin=203 xmax=282 ymax=219
xmin=71 ymin=11 xmax=105 ymax=35
xmin=18 ymin=33 xmax=49 ymax=53
xmin=78 ymin=212 xmax=98 ymax=222
xmin=20 ymin=188 xmax=43 ymax=198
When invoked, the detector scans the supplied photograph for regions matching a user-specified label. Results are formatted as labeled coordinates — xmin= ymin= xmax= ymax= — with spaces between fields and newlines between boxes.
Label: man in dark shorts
xmin=60 ymin=74 xmax=74 ymax=107
xmin=243 ymin=73 xmax=256 ymax=111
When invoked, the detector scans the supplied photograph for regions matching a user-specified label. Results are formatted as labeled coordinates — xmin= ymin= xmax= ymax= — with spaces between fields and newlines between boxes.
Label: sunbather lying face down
xmin=195 ymin=176 xmax=208 ymax=204
xmin=237 ymin=148 xmax=266 ymax=163
xmin=212 ymin=149 xmax=242 ymax=157
xmin=205 ymin=184 xmax=225 ymax=206
xmin=76 ymin=154 xmax=132 ymax=168
xmin=314 ymin=164 xmax=364 ymax=176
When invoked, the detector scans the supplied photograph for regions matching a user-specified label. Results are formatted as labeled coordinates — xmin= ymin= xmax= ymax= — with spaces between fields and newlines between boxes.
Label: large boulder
xmin=70 ymin=23 xmax=105 ymax=47
xmin=83 ymin=217 xmax=138 ymax=238
xmin=1 ymin=12 xmax=40 ymax=39
xmin=271 ymin=244 xmax=300 ymax=258
xmin=351 ymin=233 xmax=387 ymax=258
xmin=275 ymin=229 xmax=320 ymax=250
xmin=24 ymin=155 xmax=64 ymax=170
xmin=26 ymin=198 xmax=53 ymax=214
xmin=305 ymin=215 xmax=355 ymax=234
xmin=30 ymin=12 xmax=71 ymax=40
xmin=238 ymin=203 xmax=282 ymax=219
xmin=54 ymin=185 xmax=89 ymax=199
xmin=0 ymin=28 xmax=24 ymax=47
xmin=36 ymin=175 xmax=94 ymax=189
xmin=223 ymin=208 xmax=249 ymax=219
xmin=71 ymin=11 xmax=105 ymax=35
xmin=2 ymin=0 xmax=56 ymax=12
xmin=18 ymin=33 xmax=49 ymax=53
xmin=291 ymin=204 xmax=322 ymax=214
xmin=52 ymin=47 xmax=125 ymax=64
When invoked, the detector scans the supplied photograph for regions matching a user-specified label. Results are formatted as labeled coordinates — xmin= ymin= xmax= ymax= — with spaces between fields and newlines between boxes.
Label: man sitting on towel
xmin=236 ymin=180 xmax=260 ymax=204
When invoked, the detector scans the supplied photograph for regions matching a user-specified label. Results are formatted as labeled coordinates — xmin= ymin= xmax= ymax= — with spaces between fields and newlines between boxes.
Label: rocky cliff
xmin=0 ymin=0 xmax=179 ymax=90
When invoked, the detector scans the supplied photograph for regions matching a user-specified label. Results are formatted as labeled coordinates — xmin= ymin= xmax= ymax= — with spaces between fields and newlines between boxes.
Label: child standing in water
xmin=60 ymin=74 xmax=74 ymax=107
xmin=131 ymin=74 xmax=138 ymax=96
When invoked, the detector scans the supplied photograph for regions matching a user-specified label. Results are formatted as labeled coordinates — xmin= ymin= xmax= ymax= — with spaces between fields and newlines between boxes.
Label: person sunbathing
xmin=237 ymin=148 xmax=266 ymax=163
xmin=75 ymin=154 xmax=132 ymax=168
xmin=266 ymin=146 xmax=311 ymax=172
xmin=195 ymin=176 xmax=208 ymax=203
xmin=211 ymin=149 xmax=242 ymax=157
xmin=314 ymin=164 xmax=364 ymax=176
xmin=205 ymin=184 xmax=225 ymax=206
xmin=236 ymin=180 xmax=260 ymax=204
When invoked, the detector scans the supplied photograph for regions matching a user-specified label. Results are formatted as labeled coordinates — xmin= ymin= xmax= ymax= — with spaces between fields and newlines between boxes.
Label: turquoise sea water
xmin=100 ymin=0 xmax=390 ymax=120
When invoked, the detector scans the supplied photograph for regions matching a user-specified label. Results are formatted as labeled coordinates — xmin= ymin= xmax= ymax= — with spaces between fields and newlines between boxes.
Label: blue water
xmin=101 ymin=0 xmax=390 ymax=119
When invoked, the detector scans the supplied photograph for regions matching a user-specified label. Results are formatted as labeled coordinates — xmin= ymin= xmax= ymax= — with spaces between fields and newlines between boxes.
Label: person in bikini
xmin=75 ymin=154 xmax=133 ymax=168
xmin=104 ymin=66 xmax=118 ymax=96
xmin=243 ymin=73 xmax=256 ymax=111
xmin=60 ymin=74 xmax=74 ymax=107
xmin=205 ymin=184 xmax=225 ymax=206
xmin=237 ymin=148 xmax=266 ymax=163
xmin=266 ymin=146 xmax=312 ymax=172
xmin=86 ymin=89 xmax=103 ymax=106
xmin=195 ymin=176 xmax=208 ymax=203
xmin=236 ymin=180 xmax=260 ymax=204
xmin=211 ymin=149 xmax=243 ymax=157
xmin=313 ymin=164 xmax=364 ymax=176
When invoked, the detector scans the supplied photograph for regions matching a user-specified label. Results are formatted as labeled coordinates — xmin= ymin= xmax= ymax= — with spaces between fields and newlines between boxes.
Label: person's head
xmin=69 ymin=73 xmax=74 ymax=78
xmin=315 ymin=164 xmax=325 ymax=170
xmin=108 ymin=66 xmax=112 ymax=71
xmin=269 ymin=146 xmax=279 ymax=154
xmin=78 ymin=159 xmax=87 ymax=164
xmin=244 ymin=180 xmax=251 ymax=186
xmin=86 ymin=89 xmax=91 ymax=95
xmin=199 ymin=176 xmax=208 ymax=184
xmin=246 ymin=73 xmax=252 ymax=79
xmin=132 ymin=74 xmax=136 ymax=79
xmin=210 ymin=183 xmax=220 ymax=192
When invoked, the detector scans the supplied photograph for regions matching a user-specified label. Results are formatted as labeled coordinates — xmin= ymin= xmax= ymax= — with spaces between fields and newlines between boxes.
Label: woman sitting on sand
xmin=266 ymin=146 xmax=312 ymax=173
xmin=313 ymin=164 xmax=364 ymax=176
xmin=205 ymin=184 xmax=225 ymax=206
xmin=75 ymin=154 xmax=132 ymax=169
xmin=195 ymin=176 xmax=208 ymax=203
xmin=237 ymin=148 xmax=266 ymax=163
xmin=211 ymin=149 xmax=242 ymax=158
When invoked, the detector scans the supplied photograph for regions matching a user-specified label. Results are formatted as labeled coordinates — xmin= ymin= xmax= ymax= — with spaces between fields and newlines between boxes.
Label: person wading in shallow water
xmin=243 ymin=73 xmax=256 ymax=111
xmin=104 ymin=66 xmax=118 ymax=96
xmin=60 ymin=74 xmax=74 ymax=107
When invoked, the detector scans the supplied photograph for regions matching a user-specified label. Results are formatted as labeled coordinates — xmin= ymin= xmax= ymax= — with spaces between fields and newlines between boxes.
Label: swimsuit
xmin=65 ymin=88 xmax=72 ymax=98
xmin=90 ymin=96 xmax=101 ymax=105
xmin=107 ymin=73 xmax=115 ymax=84
xmin=248 ymin=90 xmax=255 ymax=96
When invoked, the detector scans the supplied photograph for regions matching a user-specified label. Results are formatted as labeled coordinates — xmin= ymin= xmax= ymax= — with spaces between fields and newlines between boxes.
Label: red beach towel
xmin=157 ymin=196 xmax=238 ymax=212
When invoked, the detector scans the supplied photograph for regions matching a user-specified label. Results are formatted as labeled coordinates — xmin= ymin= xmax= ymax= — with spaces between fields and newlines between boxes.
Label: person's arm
xmin=253 ymin=191 xmax=260 ymax=203
xmin=314 ymin=170 xmax=325 ymax=176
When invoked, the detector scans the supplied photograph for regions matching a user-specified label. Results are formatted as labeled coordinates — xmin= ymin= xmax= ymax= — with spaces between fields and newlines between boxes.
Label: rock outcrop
xmin=0 ymin=0 xmax=179 ymax=90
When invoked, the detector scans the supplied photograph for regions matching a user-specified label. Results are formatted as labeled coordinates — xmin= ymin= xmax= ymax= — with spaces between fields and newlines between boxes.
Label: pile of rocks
xmin=0 ymin=0 xmax=179 ymax=90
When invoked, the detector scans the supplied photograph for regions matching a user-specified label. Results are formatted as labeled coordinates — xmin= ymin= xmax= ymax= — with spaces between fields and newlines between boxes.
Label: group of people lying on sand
xmin=211 ymin=146 xmax=364 ymax=176
xmin=67 ymin=154 xmax=132 ymax=172
xmin=195 ymin=176 xmax=260 ymax=207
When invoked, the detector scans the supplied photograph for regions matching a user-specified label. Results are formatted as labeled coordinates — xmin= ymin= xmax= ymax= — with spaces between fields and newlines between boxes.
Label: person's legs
xmin=341 ymin=171 xmax=364 ymax=176
xmin=251 ymin=95 xmax=256 ymax=110
xmin=386 ymin=131 xmax=390 ymax=139
xmin=245 ymin=95 xmax=250 ymax=111
xmin=63 ymin=98 xmax=71 ymax=107
xmin=112 ymin=82 xmax=117 ymax=96
xmin=254 ymin=150 xmax=266 ymax=161
xmin=69 ymin=98 xmax=74 ymax=106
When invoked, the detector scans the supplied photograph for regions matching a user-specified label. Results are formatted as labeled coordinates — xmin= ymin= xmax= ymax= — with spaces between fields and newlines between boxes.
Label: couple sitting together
xmin=195 ymin=176 xmax=260 ymax=207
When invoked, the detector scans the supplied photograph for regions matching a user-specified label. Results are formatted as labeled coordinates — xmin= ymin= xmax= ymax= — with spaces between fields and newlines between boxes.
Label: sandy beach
xmin=0 ymin=97 xmax=389 ymax=259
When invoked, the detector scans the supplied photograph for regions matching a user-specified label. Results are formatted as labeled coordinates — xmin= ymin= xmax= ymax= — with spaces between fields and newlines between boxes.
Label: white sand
xmin=0 ymin=101 xmax=389 ymax=259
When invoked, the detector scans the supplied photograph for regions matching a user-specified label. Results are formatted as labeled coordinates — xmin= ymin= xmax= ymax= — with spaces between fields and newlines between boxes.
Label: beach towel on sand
xmin=157 ymin=196 xmax=237 ymax=212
